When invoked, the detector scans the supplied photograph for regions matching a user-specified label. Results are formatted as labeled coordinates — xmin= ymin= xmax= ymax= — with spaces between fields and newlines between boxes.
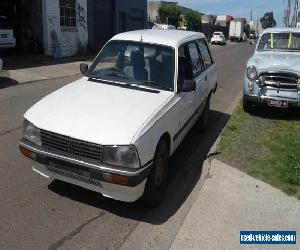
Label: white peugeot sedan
xmin=19 ymin=30 xmax=217 ymax=205
xmin=0 ymin=16 xmax=16 ymax=49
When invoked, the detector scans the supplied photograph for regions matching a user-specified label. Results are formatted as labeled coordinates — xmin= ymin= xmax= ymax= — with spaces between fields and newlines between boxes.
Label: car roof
xmin=262 ymin=27 xmax=300 ymax=34
xmin=110 ymin=29 xmax=206 ymax=48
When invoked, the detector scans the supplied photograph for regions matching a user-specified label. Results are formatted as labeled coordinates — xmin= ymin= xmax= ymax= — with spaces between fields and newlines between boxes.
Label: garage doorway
xmin=0 ymin=0 xmax=43 ymax=54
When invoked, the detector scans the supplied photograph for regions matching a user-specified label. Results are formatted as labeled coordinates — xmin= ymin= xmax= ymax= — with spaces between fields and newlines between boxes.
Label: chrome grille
xmin=41 ymin=130 xmax=103 ymax=162
xmin=259 ymin=72 xmax=299 ymax=90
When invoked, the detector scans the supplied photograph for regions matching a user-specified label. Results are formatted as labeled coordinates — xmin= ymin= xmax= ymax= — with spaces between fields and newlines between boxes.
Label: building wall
xmin=88 ymin=0 xmax=146 ymax=51
xmin=42 ymin=0 xmax=88 ymax=57
xmin=115 ymin=0 xmax=147 ymax=33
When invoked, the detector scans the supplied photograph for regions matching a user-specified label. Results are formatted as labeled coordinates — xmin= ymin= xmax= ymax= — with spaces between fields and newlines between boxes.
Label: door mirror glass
xmin=80 ymin=63 xmax=89 ymax=75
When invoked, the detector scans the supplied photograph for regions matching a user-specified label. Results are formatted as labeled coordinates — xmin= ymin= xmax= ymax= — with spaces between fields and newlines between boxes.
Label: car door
xmin=197 ymin=39 xmax=216 ymax=99
xmin=177 ymin=43 xmax=196 ymax=128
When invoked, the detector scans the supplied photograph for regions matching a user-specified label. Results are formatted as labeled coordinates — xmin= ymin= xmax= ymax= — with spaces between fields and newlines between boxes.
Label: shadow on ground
xmin=0 ymin=76 xmax=19 ymax=89
xmin=48 ymin=109 xmax=231 ymax=225
xmin=249 ymin=106 xmax=300 ymax=121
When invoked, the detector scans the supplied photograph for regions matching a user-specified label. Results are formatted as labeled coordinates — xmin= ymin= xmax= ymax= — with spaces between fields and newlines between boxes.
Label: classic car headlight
xmin=23 ymin=119 xmax=42 ymax=146
xmin=247 ymin=66 xmax=258 ymax=80
xmin=102 ymin=145 xmax=140 ymax=169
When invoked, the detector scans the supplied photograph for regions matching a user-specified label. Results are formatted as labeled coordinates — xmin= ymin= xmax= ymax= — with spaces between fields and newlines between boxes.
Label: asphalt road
xmin=0 ymin=42 xmax=254 ymax=249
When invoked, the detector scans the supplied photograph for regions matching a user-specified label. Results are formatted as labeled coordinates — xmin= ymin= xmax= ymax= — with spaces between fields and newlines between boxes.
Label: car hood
xmin=24 ymin=78 xmax=173 ymax=145
xmin=248 ymin=51 xmax=300 ymax=73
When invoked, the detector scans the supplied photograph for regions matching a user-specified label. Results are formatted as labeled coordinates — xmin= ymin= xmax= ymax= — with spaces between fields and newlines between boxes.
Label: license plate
xmin=268 ymin=99 xmax=288 ymax=108
xmin=1 ymin=34 xmax=7 ymax=38
xmin=49 ymin=161 xmax=90 ymax=178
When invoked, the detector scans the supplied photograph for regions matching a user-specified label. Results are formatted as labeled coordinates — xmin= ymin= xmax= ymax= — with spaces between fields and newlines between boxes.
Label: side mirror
xmin=178 ymin=79 xmax=196 ymax=92
xmin=80 ymin=63 xmax=88 ymax=75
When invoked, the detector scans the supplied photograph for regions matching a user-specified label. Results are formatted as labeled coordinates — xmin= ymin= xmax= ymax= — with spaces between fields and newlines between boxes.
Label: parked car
xmin=211 ymin=32 xmax=226 ymax=45
xmin=19 ymin=30 xmax=217 ymax=205
xmin=242 ymin=33 xmax=247 ymax=42
xmin=152 ymin=24 xmax=176 ymax=30
xmin=243 ymin=27 xmax=300 ymax=111
xmin=0 ymin=16 xmax=16 ymax=49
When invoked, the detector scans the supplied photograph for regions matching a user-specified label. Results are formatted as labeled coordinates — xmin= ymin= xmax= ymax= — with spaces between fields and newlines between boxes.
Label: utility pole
xmin=250 ymin=10 xmax=253 ymax=21
xmin=294 ymin=0 xmax=299 ymax=27
xmin=287 ymin=0 xmax=291 ymax=26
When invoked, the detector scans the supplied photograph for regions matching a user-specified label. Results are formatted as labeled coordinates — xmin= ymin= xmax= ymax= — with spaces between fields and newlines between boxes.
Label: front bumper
xmin=244 ymin=91 xmax=300 ymax=107
xmin=19 ymin=138 xmax=152 ymax=202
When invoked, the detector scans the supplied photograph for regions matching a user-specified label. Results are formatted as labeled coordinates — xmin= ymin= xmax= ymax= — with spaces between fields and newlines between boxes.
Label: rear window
xmin=0 ymin=17 xmax=12 ymax=29
xmin=214 ymin=32 xmax=222 ymax=36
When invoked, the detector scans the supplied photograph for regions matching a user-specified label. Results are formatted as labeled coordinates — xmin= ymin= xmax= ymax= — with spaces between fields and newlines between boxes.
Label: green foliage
xmin=158 ymin=3 xmax=181 ymax=27
xmin=185 ymin=10 xmax=202 ymax=31
xmin=217 ymin=102 xmax=300 ymax=199
xmin=244 ymin=24 xmax=250 ymax=36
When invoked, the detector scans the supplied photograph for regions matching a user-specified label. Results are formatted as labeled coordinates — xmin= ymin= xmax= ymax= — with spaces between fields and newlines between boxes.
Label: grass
xmin=216 ymin=103 xmax=300 ymax=199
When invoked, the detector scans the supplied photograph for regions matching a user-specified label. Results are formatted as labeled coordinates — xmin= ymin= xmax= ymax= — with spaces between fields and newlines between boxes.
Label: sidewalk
xmin=170 ymin=159 xmax=300 ymax=249
xmin=6 ymin=60 xmax=91 ymax=84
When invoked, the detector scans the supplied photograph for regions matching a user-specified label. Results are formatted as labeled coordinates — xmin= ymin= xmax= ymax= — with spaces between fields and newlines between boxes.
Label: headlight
xmin=247 ymin=66 xmax=258 ymax=80
xmin=23 ymin=119 xmax=42 ymax=146
xmin=102 ymin=145 xmax=140 ymax=169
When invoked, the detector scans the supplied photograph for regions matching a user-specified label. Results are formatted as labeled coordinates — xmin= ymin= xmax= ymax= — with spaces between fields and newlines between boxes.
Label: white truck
xmin=229 ymin=20 xmax=244 ymax=42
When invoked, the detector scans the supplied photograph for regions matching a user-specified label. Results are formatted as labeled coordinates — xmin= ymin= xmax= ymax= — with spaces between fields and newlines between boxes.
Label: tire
xmin=197 ymin=96 xmax=210 ymax=132
xmin=142 ymin=139 xmax=169 ymax=207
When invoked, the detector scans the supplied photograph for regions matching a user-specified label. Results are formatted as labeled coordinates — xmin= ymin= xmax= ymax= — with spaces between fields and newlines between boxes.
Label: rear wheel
xmin=142 ymin=139 xmax=169 ymax=207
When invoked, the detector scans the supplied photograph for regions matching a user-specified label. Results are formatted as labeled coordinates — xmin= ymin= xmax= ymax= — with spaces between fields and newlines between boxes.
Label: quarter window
xmin=197 ymin=39 xmax=213 ymax=68
xmin=60 ymin=0 xmax=77 ymax=28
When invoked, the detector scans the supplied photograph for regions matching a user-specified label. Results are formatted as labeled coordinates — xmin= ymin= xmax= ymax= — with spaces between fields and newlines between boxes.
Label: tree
xmin=260 ymin=12 xmax=276 ymax=29
xmin=158 ymin=3 xmax=181 ymax=27
xmin=244 ymin=24 xmax=250 ymax=36
xmin=185 ymin=10 xmax=202 ymax=31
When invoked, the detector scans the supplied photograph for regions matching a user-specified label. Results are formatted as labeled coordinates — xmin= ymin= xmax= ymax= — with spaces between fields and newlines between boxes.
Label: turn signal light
xmin=20 ymin=147 xmax=36 ymax=160
xmin=111 ymin=175 xmax=129 ymax=185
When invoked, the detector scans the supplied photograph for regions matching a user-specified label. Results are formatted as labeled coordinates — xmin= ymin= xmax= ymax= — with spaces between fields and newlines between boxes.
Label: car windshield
xmin=257 ymin=32 xmax=300 ymax=52
xmin=87 ymin=41 xmax=175 ymax=91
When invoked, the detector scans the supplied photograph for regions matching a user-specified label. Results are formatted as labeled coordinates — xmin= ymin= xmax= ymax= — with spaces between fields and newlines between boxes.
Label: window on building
xmin=60 ymin=0 xmax=76 ymax=28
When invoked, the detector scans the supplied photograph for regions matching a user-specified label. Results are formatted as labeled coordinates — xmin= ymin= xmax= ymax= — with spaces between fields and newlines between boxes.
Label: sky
xmin=167 ymin=0 xmax=286 ymax=26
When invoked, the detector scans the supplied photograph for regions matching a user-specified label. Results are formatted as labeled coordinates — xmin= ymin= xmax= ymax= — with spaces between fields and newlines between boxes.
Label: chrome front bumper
xmin=19 ymin=138 xmax=152 ymax=202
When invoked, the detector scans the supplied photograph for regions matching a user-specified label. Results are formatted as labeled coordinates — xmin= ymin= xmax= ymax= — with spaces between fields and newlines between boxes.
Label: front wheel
xmin=142 ymin=140 xmax=169 ymax=207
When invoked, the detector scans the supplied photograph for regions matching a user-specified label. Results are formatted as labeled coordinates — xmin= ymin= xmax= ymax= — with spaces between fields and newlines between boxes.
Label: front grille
xmin=41 ymin=130 xmax=103 ymax=162
xmin=259 ymin=72 xmax=299 ymax=90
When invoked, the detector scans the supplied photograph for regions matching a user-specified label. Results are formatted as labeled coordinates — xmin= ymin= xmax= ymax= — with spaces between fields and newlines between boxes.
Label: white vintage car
xmin=243 ymin=27 xmax=300 ymax=111
xmin=19 ymin=30 xmax=217 ymax=205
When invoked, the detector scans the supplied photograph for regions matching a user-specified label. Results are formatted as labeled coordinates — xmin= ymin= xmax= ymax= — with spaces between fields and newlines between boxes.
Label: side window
xmin=178 ymin=45 xmax=193 ymax=80
xmin=187 ymin=42 xmax=203 ymax=76
xmin=197 ymin=39 xmax=213 ymax=68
